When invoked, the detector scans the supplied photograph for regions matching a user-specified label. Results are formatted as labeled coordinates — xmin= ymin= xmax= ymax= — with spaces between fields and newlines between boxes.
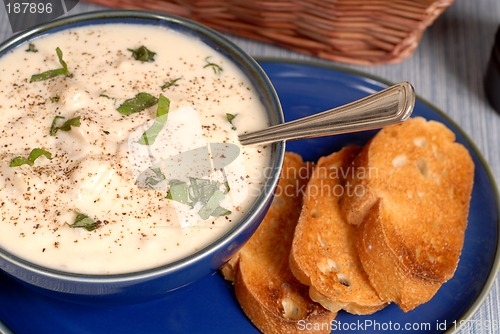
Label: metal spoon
xmin=239 ymin=82 xmax=415 ymax=145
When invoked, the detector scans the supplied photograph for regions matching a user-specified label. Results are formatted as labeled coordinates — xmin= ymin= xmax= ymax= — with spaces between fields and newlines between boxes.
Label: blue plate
xmin=0 ymin=59 xmax=498 ymax=334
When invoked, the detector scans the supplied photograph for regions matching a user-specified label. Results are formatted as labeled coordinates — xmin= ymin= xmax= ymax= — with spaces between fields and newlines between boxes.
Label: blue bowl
xmin=0 ymin=10 xmax=285 ymax=303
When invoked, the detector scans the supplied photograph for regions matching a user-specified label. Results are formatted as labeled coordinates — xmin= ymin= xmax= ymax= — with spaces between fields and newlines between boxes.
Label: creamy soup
xmin=0 ymin=24 xmax=271 ymax=274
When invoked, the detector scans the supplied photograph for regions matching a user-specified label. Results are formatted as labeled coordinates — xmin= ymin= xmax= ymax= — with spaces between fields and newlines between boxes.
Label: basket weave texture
xmin=84 ymin=0 xmax=454 ymax=65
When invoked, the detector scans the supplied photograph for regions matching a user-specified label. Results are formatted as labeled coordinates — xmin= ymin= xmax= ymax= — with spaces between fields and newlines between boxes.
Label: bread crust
xmin=340 ymin=117 xmax=475 ymax=311
xmin=226 ymin=152 xmax=336 ymax=333
xmin=289 ymin=146 xmax=386 ymax=315
xmin=356 ymin=203 xmax=442 ymax=311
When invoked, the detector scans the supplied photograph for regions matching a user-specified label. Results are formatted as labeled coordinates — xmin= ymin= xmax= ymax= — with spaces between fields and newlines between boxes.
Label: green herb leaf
xmin=226 ymin=113 xmax=237 ymax=130
xmin=50 ymin=116 xmax=64 ymax=136
xmin=50 ymin=116 xmax=81 ymax=136
xmin=30 ymin=47 xmax=72 ymax=82
xmin=26 ymin=43 xmax=38 ymax=53
xmin=50 ymin=96 xmax=60 ymax=103
xmin=10 ymin=148 xmax=52 ymax=167
xmin=99 ymin=93 xmax=118 ymax=105
xmin=137 ymin=94 xmax=170 ymax=145
xmin=56 ymin=47 xmax=69 ymax=73
xmin=198 ymin=190 xmax=229 ymax=219
xmin=203 ymin=56 xmax=223 ymax=74
xmin=99 ymin=93 xmax=113 ymax=99
xmin=161 ymin=78 xmax=181 ymax=91
xmin=166 ymin=177 xmax=231 ymax=219
xmin=166 ymin=180 xmax=189 ymax=204
xmin=188 ymin=178 xmax=219 ymax=204
xmin=143 ymin=167 xmax=166 ymax=189
xmin=116 ymin=93 xmax=158 ymax=116
xmin=128 ymin=46 xmax=156 ymax=62
xmin=9 ymin=157 xmax=31 ymax=167
xmin=103 ymin=130 xmax=110 ymax=135
xmin=211 ymin=206 xmax=232 ymax=217
xmin=30 ymin=68 xmax=68 ymax=82
xmin=58 ymin=117 xmax=81 ymax=131
xmin=28 ymin=148 xmax=52 ymax=163
xmin=68 ymin=212 xmax=99 ymax=231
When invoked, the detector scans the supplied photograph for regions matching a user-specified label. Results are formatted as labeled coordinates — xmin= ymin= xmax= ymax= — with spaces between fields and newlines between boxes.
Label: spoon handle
xmin=239 ymin=82 xmax=415 ymax=145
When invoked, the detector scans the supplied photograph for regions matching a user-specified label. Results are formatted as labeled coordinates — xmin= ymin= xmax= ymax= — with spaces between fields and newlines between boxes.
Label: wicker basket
xmin=83 ymin=0 xmax=454 ymax=65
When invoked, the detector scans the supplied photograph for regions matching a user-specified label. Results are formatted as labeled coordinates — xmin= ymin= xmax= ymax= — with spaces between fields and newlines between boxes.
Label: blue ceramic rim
xmin=256 ymin=57 xmax=500 ymax=334
xmin=0 ymin=11 xmax=285 ymax=282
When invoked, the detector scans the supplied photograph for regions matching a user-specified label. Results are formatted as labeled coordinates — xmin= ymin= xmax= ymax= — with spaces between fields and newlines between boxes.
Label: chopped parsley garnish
xmin=166 ymin=177 xmax=231 ymax=219
xmin=68 ymin=212 xmax=99 ymax=231
xmin=203 ymin=56 xmax=223 ymax=74
xmin=226 ymin=113 xmax=237 ymax=130
xmin=188 ymin=178 xmax=224 ymax=204
xmin=50 ymin=116 xmax=81 ymax=136
xmin=103 ymin=130 xmax=110 ymax=135
xmin=137 ymin=94 xmax=170 ymax=145
xmin=136 ymin=167 xmax=167 ymax=190
xmin=166 ymin=180 xmax=189 ymax=203
xmin=116 ymin=92 xmax=158 ymax=116
xmin=26 ymin=43 xmax=38 ymax=53
xmin=161 ymin=78 xmax=181 ymax=91
xmin=30 ymin=47 xmax=73 ymax=82
xmin=99 ymin=93 xmax=118 ymax=104
xmin=198 ymin=190 xmax=226 ymax=220
xmin=211 ymin=206 xmax=232 ymax=217
xmin=50 ymin=96 xmax=60 ymax=103
xmin=128 ymin=46 xmax=156 ymax=62
xmin=10 ymin=148 xmax=52 ymax=167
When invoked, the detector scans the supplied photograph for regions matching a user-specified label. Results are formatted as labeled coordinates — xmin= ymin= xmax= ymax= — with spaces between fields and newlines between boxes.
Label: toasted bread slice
xmin=340 ymin=117 xmax=474 ymax=311
xmin=289 ymin=146 xmax=386 ymax=315
xmin=225 ymin=152 xmax=336 ymax=334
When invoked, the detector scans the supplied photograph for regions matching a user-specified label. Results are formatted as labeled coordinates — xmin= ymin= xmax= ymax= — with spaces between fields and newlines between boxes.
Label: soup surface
xmin=0 ymin=23 xmax=271 ymax=274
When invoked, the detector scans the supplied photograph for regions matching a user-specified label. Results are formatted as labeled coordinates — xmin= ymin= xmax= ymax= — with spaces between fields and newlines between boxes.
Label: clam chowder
xmin=0 ymin=24 xmax=271 ymax=274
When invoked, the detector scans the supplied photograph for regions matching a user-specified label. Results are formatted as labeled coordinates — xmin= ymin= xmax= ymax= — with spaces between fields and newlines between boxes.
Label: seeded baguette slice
xmin=340 ymin=117 xmax=474 ymax=311
xmin=223 ymin=152 xmax=336 ymax=334
xmin=289 ymin=146 xmax=386 ymax=315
